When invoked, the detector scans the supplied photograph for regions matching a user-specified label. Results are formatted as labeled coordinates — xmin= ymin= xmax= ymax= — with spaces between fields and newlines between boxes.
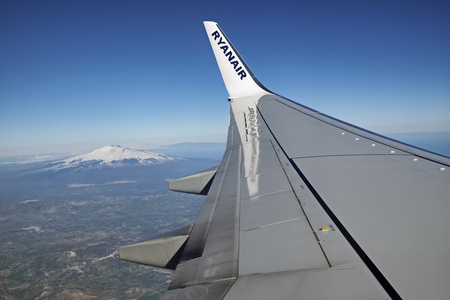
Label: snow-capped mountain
xmin=54 ymin=145 xmax=180 ymax=169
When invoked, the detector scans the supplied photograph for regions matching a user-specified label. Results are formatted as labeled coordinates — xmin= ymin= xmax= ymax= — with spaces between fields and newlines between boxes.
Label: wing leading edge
xmin=120 ymin=22 xmax=450 ymax=300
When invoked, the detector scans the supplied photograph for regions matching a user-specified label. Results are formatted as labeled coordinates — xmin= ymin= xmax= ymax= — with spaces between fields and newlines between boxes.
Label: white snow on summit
xmin=57 ymin=145 xmax=179 ymax=169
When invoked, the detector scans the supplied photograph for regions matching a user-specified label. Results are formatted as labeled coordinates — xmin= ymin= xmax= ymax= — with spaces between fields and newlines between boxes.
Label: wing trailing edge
xmin=118 ymin=166 xmax=218 ymax=270
xmin=118 ymin=225 xmax=193 ymax=270
xmin=168 ymin=166 xmax=217 ymax=195
xmin=119 ymin=235 xmax=188 ymax=269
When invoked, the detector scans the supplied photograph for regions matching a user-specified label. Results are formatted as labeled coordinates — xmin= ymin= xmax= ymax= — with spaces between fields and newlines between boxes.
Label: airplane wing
xmin=119 ymin=22 xmax=450 ymax=300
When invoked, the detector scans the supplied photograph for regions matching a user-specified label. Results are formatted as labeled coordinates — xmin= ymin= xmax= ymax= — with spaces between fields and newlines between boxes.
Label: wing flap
xmin=161 ymin=279 xmax=235 ymax=300
xmin=224 ymin=268 xmax=389 ymax=300
xmin=169 ymin=166 xmax=217 ymax=195
xmin=119 ymin=235 xmax=188 ymax=269
xmin=169 ymin=147 xmax=240 ymax=289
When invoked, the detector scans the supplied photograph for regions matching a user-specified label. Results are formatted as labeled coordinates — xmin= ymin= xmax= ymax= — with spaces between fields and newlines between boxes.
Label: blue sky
xmin=1 ymin=0 xmax=449 ymax=157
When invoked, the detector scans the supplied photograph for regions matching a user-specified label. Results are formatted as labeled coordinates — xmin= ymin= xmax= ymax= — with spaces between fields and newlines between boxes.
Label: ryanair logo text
xmin=211 ymin=30 xmax=247 ymax=80
xmin=245 ymin=107 xmax=259 ymax=141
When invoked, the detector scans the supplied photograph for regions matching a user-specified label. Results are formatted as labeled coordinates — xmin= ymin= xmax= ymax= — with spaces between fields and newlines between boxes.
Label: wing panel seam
xmin=273 ymin=98 xmax=450 ymax=166
xmin=256 ymin=103 xmax=403 ymax=300
xmin=269 ymin=139 xmax=332 ymax=268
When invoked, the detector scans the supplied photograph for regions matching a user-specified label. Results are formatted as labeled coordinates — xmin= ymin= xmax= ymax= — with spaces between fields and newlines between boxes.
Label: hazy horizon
xmin=1 ymin=131 xmax=449 ymax=164
xmin=2 ymin=1 xmax=449 ymax=159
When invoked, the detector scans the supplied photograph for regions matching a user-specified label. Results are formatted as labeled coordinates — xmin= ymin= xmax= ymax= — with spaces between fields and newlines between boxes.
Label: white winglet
xmin=204 ymin=21 xmax=271 ymax=99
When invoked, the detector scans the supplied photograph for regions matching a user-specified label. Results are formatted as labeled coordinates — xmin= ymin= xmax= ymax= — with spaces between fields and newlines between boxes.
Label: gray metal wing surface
xmin=121 ymin=22 xmax=450 ymax=300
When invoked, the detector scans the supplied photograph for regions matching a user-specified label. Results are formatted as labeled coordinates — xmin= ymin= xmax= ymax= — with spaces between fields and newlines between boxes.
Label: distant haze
xmin=1 ymin=1 xmax=449 ymax=158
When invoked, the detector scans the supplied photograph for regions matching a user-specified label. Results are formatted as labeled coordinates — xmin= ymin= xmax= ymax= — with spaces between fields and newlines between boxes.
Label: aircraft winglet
xmin=204 ymin=21 xmax=271 ymax=98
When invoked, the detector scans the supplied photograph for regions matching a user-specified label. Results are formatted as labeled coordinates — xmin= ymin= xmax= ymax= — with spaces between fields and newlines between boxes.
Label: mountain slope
xmin=56 ymin=145 xmax=180 ymax=169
